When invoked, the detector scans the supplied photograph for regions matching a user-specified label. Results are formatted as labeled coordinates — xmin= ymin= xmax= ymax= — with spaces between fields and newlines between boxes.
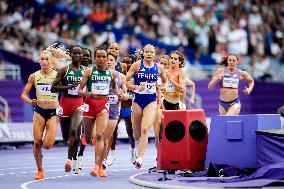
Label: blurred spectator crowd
xmin=0 ymin=0 xmax=283 ymax=81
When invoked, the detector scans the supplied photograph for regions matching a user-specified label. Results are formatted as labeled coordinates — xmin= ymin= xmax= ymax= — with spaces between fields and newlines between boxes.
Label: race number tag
xmin=109 ymin=95 xmax=118 ymax=104
xmin=166 ymin=82 xmax=175 ymax=92
xmin=223 ymin=77 xmax=239 ymax=88
xmin=68 ymin=85 xmax=79 ymax=95
xmin=139 ymin=82 xmax=156 ymax=94
xmin=36 ymin=83 xmax=53 ymax=95
xmin=91 ymin=83 xmax=109 ymax=95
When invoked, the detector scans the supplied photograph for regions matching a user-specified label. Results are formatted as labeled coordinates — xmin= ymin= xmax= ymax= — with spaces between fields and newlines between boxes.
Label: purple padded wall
xmin=206 ymin=114 xmax=281 ymax=168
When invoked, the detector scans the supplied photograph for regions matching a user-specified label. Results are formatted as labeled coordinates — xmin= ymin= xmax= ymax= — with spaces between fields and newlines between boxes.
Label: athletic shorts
xmin=120 ymin=108 xmax=132 ymax=119
xmin=163 ymin=99 xmax=180 ymax=110
xmin=59 ymin=96 xmax=85 ymax=117
xmin=34 ymin=105 xmax=57 ymax=121
xmin=109 ymin=104 xmax=120 ymax=120
xmin=219 ymin=98 xmax=241 ymax=112
xmin=83 ymin=97 xmax=109 ymax=118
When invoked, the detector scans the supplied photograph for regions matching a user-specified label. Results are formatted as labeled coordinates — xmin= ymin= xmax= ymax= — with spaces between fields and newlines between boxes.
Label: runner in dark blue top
xmin=126 ymin=44 xmax=167 ymax=169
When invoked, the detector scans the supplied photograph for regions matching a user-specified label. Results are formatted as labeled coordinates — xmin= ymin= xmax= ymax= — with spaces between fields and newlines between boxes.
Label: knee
xmin=43 ymin=143 xmax=53 ymax=150
xmin=95 ymin=133 xmax=103 ymax=141
xmin=69 ymin=129 xmax=78 ymax=138
xmin=141 ymin=127 xmax=149 ymax=136
xmin=43 ymin=141 xmax=54 ymax=150
xmin=34 ymin=141 xmax=42 ymax=149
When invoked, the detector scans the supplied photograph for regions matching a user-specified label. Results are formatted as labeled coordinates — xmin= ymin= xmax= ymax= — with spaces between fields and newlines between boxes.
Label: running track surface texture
xmin=0 ymin=143 xmax=157 ymax=189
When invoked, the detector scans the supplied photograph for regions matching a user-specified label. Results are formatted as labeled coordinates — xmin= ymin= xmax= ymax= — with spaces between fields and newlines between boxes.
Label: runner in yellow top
xmin=21 ymin=50 xmax=59 ymax=180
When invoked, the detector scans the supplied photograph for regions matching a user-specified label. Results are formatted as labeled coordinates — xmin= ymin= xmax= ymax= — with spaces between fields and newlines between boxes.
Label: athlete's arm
xmin=51 ymin=66 xmax=77 ymax=92
xmin=125 ymin=61 xmax=139 ymax=82
xmin=240 ymin=70 xmax=254 ymax=95
xmin=208 ymin=68 xmax=224 ymax=89
xmin=21 ymin=73 xmax=37 ymax=105
xmin=121 ymin=75 xmax=129 ymax=100
xmin=121 ymin=62 xmax=127 ymax=74
xmin=157 ymin=64 xmax=168 ymax=90
xmin=110 ymin=70 xmax=122 ymax=99
xmin=169 ymin=70 xmax=186 ymax=92
xmin=78 ymin=68 xmax=91 ymax=97
xmin=186 ymin=79 xmax=195 ymax=104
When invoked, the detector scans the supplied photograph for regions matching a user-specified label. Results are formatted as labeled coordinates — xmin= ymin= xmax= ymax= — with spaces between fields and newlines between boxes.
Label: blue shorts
xmin=120 ymin=108 xmax=132 ymax=118
xmin=133 ymin=93 xmax=156 ymax=110
xmin=219 ymin=98 xmax=240 ymax=112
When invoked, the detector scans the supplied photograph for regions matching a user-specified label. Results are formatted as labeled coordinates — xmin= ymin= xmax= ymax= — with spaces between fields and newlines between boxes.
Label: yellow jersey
xmin=34 ymin=70 xmax=58 ymax=101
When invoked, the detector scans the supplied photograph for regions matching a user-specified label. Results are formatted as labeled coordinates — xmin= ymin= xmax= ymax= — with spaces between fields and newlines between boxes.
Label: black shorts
xmin=34 ymin=105 xmax=57 ymax=121
xmin=163 ymin=99 xmax=180 ymax=110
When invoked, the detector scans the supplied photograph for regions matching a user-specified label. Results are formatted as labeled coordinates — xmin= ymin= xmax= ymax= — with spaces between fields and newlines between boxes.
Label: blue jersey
xmin=133 ymin=60 xmax=159 ymax=109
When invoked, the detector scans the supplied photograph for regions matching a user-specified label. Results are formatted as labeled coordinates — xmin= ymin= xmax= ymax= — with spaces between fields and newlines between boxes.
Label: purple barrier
xmin=0 ymin=80 xmax=24 ymax=122
xmin=206 ymin=114 xmax=281 ymax=168
xmin=256 ymin=130 xmax=284 ymax=167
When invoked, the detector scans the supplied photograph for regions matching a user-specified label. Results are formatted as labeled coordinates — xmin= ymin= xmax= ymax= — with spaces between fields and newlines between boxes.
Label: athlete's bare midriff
xmin=36 ymin=100 xmax=58 ymax=109
xmin=164 ymin=93 xmax=180 ymax=104
xmin=220 ymin=88 xmax=238 ymax=102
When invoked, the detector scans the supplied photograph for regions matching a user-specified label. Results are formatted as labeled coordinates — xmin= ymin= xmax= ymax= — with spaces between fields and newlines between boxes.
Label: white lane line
xmin=0 ymin=163 xmax=34 ymax=167
xmin=0 ymin=165 xmax=62 ymax=171
xmin=0 ymin=174 xmax=4 ymax=176
xmin=21 ymin=172 xmax=28 ymax=174
xmin=21 ymin=167 xmax=147 ymax=189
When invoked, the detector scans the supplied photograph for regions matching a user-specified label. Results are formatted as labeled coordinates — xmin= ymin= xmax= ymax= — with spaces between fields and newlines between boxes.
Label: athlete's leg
xmin=94 ymin=112 xmax=109 ymax=166
xmin=103 ymin=119 xmax=118 ymax=166
xmin=43 ymin=116 xmax=58 ymax=149
xmin=78 ymin=122 xmax=86 ymax=157
xmin=32 ymin=112 xmax=47 ymax=179
xmin=59 ymin=117 xmax=70 ymax=143
xmin=83 ymin=117 xmax=95 ymax=144
xmin=124 ymin=116 xmax=135 ymax=149
xmin=153 ymin=108 xmax=162 ymax=149
xmin=226 ymin=102 xmax=241 ymax=115
xmin=219 ymin=105 xmax=227 ymax=115
xmin=68 ymin=111 xmax=83 ymax=161
xmin=131 ymin=102 xmax=142 ymax=141
xmin=32 ymin=112 xmax=45 ymax=172
xmin=138 ymin=102 xmax=157 ymax=158
xmin=124 ymin=115 xmax=135 ymax=163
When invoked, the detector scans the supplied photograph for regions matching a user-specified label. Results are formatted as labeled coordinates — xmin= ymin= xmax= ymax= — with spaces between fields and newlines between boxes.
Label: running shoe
xmin=77 ymin=156 xmax=84 ymax=170
xmin=106 ymin=152 xmax=116 ymax=166
xmin=130 ymin=152 xmax=136 ymax=164
xmin=135 ymin=157 xmax=143 ymax=169
xmin=102 ymin=159 xmax=107 ymax=170
xmin=90 ymin=165 xmax=99 ymax=177
xmin=73 ymin=160 xmax=79 ymax=174
xmin=65 ymin=159 xmax=72 ymax=172
xmin=98 ymin=167 xmax=107 ymax=177
xmin=34 ymin=170 xmax=44 ymax=180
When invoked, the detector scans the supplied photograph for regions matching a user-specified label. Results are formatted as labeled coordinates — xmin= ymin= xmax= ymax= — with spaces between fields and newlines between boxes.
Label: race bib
xmin=166 ymin=82 xmax=175 ymax=92
xmin=36 ymin=83 xmax=53 ymax=95
xmin=139 ymin=82 xmax=156 ymax=94
xmin=91 ymin=83 xmax=109 ymax=95
xmin=56 ymin=106 xmax=63 ymax=116
xmin=78 ymin=103 xmax=89 ymax=112
xmin=109 ymin=94 xmax=118 ymax=104
xmin=68 ymin=85 xmax=79 ymax=95
xmin=223 ymin=77 xmax=239 ymax=88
